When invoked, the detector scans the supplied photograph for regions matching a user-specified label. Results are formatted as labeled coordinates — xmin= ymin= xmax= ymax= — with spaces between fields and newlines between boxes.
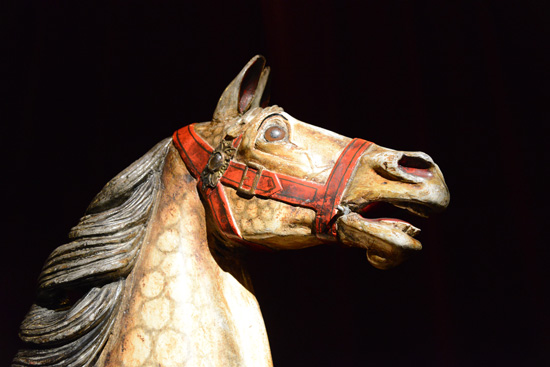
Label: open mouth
xmin=357 ymin=201 xmax=425 ymax=235
xmin=335 ymin=201 xmax=431 ymax=269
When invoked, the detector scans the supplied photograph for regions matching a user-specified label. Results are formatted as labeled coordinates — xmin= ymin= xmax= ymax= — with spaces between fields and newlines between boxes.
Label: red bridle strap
xmin=173 ymin=124 xmax=371 ymax=247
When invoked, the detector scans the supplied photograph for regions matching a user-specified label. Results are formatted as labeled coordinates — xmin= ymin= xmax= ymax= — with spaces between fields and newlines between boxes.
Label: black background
xmin=2 ymin=1 xmax=548 ymax=366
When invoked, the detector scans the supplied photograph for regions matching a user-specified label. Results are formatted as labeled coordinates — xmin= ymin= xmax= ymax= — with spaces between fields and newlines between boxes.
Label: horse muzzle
xmin=336 ymin=144 xmax=450 ymax=269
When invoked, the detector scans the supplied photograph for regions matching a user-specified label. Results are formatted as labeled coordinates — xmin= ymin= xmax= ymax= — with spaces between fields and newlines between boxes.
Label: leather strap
xmin=173 ymin=124 xmax=371 ymax=248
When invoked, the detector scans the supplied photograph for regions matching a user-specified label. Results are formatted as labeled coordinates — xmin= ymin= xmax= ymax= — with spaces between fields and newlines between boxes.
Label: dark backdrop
xmin=3 ymin=1 xmax=548 ymax=366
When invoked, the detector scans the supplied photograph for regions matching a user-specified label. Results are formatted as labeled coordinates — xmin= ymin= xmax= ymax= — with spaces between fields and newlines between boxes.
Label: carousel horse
xmin=13 ymin=56 xmax=449 ymax=367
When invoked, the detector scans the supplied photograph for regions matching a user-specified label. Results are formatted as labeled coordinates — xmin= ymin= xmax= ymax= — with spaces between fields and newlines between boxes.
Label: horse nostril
xmin=398 ymin=155 xmax=432 ymax=169
xmin=398 ymin=155 xmax=433 ymax=178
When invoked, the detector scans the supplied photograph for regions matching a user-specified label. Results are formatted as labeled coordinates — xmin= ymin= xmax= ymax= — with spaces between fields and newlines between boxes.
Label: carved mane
xmin=13 ymin=138 xmax=171 ymax=367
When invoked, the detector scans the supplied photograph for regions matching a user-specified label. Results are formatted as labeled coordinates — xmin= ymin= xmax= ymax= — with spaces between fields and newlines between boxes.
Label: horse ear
xmin=213 ymin=55 xmax=270 ymax=124
xmin=250 ymin=65 xmax=271 ymax=109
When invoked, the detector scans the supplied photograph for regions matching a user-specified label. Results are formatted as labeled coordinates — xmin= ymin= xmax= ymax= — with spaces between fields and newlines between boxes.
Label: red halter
xmin=173 ymin=124 xmax=371 ymax=250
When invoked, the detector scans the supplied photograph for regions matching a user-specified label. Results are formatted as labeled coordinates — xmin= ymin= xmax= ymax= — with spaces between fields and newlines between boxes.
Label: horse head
xmin=174 ymin=55 xmax=449 ymax=269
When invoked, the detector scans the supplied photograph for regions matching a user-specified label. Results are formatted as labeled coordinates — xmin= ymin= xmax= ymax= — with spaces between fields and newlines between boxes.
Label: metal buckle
xmin=237 ymin=162 xmax=264 ymax=196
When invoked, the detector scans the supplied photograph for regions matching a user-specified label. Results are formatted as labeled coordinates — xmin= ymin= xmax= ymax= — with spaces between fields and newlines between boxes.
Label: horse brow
xmin=257 ymin=112 xmax=288 ymax=130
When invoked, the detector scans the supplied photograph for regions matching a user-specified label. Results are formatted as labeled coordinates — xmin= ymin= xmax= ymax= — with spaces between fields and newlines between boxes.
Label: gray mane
xmin=13 ymin=138 xmax=172 ymax=367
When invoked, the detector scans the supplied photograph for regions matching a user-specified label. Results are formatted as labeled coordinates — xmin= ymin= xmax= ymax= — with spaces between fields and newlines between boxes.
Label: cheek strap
xmin=173 ymin=124 xmax=371 ymax=249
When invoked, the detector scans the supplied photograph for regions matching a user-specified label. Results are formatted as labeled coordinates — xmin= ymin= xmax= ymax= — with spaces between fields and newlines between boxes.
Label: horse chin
xmin=336 ymin=213 xmax=422 ymax=270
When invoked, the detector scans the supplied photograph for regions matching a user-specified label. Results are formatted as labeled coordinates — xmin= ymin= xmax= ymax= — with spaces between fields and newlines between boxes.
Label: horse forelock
xmin=13 ymin=138 xmax=172 ymax=367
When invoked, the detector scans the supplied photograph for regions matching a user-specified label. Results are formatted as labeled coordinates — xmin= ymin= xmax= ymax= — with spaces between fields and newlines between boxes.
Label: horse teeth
xmin=378 ymin=219 xmax=421 ymax=237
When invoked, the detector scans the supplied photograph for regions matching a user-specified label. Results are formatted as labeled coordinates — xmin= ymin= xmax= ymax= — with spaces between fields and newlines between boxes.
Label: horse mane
xmin=13 ymin=138 xmax=172 ymax=367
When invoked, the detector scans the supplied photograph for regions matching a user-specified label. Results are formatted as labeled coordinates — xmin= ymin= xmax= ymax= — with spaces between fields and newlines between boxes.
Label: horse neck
xmin=97 ymin=145 xmax=273 ymax=367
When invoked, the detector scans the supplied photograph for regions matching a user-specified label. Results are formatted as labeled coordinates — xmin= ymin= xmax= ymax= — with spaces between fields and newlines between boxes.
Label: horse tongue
xmin=335 ymin=213 xmax=422 ymax=270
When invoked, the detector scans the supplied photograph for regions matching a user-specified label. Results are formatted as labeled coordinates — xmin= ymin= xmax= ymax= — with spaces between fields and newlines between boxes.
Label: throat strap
xmin=173 ymin=124 xmax=371 ymax=247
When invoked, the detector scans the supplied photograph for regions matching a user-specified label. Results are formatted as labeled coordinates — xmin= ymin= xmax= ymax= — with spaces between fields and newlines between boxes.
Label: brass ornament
xmin=201 ymin=138 xmax=236 ymax=189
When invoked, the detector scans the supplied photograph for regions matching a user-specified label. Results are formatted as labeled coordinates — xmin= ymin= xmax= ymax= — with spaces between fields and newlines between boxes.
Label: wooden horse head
xmin=13 ymin=56 xmax=449 ymax=367
xmin=176 ymin=55 xmax=449 ymax=268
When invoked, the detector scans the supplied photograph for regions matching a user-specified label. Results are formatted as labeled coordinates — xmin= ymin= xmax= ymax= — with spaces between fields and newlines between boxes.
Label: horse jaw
xmin=224 ymin=187 xmax=323 ymax=250
xmin=336 ymin=213 xmax=421 ymax=269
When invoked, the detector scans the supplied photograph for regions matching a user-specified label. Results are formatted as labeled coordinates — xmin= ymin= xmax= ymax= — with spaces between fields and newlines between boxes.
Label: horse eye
xmin=264 ymin=126 xmax=286 ymax=142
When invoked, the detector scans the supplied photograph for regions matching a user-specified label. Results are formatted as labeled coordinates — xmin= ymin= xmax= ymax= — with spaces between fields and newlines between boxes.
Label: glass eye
xmin=264 ymin=126 xmax=286 ymax=142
